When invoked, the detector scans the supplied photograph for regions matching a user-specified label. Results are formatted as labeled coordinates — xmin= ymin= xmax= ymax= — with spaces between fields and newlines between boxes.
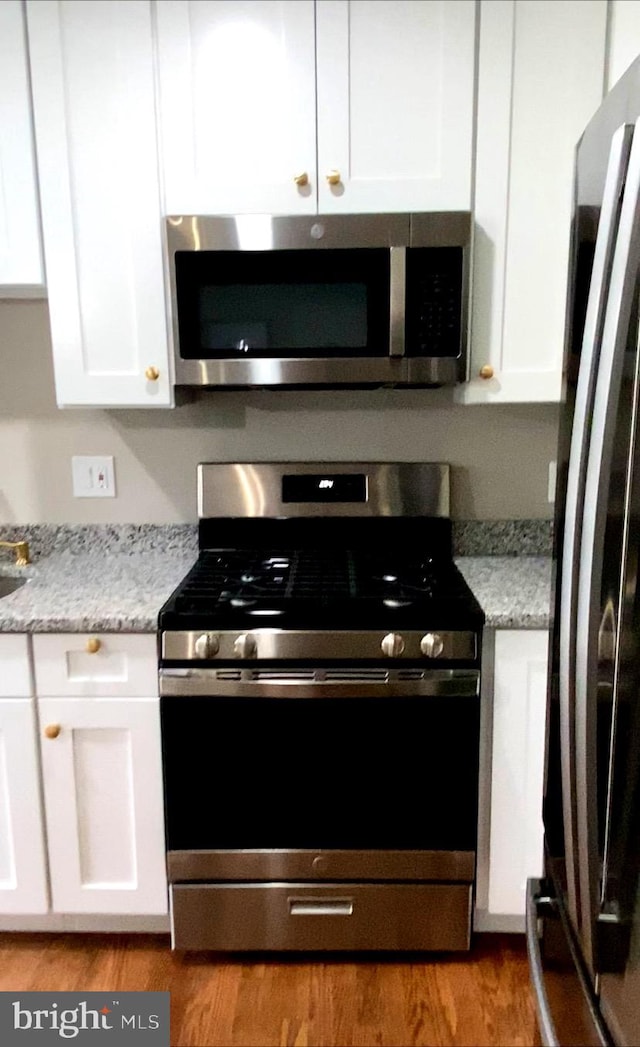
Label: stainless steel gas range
xmin=158 ymin=462 xmax=484 ymax=951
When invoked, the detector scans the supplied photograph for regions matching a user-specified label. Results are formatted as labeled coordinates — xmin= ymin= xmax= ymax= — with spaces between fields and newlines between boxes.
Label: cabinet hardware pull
xmin=86 ymin=636 xmax=101 ymax=654
xmin=326 ymin=170 xmax=341 ymax=186
xmin=44 ymin=724 xmax=61 ymax=740
xmin=145 ymin=366 xmax=160 ymax=381
xmin=293 ymin=172 xmax=309 ymax=187
xmin=479 ymin=364 xmax=494 ymax=380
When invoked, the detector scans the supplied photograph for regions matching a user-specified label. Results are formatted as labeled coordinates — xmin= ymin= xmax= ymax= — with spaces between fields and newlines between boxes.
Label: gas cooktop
xmin=158 ymin=462 xmax=484 ymax=656
xmin=159 ymin=546 xmax=482 ymax=631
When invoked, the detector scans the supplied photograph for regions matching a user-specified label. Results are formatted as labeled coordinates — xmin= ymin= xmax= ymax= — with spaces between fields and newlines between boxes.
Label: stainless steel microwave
xmin=164 ymin=212 xmax=471 ymax=389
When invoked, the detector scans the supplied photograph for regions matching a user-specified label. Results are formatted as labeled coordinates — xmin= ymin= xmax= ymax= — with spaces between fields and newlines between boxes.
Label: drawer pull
xmin=44 ymin=724 xmax=61 ymax=740
xmin=288 ymin=898 xmax=353 ymax=916
xmin=85 ymin=637 xmax=101 ymax=654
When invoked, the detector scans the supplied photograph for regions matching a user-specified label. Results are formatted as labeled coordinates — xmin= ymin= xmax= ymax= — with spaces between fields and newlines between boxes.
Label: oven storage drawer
xmin=170 ymin=882 xmax=472 ymax=951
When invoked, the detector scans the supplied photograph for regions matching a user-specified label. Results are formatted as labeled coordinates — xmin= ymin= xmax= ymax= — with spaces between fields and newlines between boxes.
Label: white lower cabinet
xmin=38 ymin=697 xmax=167 ymax=915
xmin=0 ymin=699 xmax=49 ymax=914
xmin=0 ymin=634 xmax=168 ymax=924
xmin=476 ymin=629 xmax=549 ymax=931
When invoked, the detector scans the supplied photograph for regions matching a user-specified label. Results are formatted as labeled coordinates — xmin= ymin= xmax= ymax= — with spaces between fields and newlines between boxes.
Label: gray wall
xmin=0 ymin=301 xmax=559 ymax=523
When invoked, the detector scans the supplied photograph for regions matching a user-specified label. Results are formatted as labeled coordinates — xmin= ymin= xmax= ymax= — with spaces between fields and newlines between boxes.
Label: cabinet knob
xmin=44 ymin=724 xmax=61 ymax=740
xmin=86 ymin=636 xmax=101 ymax=654
xmin=479 ymin=364 xmax=494 ymax=380
xmin=293 ymin=172 xmax=309 ymax=187
xmin=145 ymin=366 xmax=160 ymax=381
xmin=326 ymin=170 xmax=341 ymax=186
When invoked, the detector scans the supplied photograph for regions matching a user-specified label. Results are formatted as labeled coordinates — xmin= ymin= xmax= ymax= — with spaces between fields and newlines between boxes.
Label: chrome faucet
xmin=0 ymin=539 xmax=31 ymax=566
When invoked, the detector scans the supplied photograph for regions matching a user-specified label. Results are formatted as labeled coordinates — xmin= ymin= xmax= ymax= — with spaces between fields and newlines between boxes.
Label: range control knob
xmin=194 ymin=633 xmax=219 ymax=659
xmin=234 ymin=633 xmax=258 ymax=659
xmin=421 ymin=632 xmax=445 ymax=658
xmin=381 ymin=632 xmax=405 ymax=658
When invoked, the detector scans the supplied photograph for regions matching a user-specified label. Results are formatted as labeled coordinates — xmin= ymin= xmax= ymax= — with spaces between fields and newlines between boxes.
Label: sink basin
xmin=0 ymin=575 xmax=27 ymax=598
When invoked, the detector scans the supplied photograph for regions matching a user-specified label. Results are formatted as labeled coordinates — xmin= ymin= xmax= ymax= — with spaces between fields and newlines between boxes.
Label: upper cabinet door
xmin=315 ymin=0 xmax=476 ymax=214
xmin=156 ymin=0 xmax=318 ymax=216
xmin=0 ymin=1 xmax=44 ymax=295
xmin=26 ymin=0 xmax=172 ymax=407
xmin=459 ymin=0 xmax=607 ymax=404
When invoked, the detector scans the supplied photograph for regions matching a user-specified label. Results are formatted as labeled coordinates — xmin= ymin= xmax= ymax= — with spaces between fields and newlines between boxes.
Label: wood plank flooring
xmin=0 ymin=932 xmax=540 ymax=1046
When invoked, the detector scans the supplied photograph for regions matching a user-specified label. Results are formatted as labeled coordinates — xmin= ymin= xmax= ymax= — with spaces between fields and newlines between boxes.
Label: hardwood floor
xmin=0 ymin=932 xmax=540 ymax=1046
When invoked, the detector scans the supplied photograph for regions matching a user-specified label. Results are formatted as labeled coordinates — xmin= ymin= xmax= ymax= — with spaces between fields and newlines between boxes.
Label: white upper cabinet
xmin=315 ymin=0 xmax=475 ymax=214
xmin=156 ymin=0 xmax=318 ymax=216
xmin=155 ymin=0 xmax=476 ymax=217
xmin=0 ymin=1 xmax=44 ymax=295
xmin=26 ymin=0 xmax=172 ymax=407
xmin=458 ymin=0 xmax=607 ymax=404
xmin=607 ymin=1 xmax=640 ymax=92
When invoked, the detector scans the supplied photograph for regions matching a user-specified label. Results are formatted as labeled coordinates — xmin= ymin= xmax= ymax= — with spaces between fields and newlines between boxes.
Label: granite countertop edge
xmin=0 ymin=549 xmax=553 ymax=634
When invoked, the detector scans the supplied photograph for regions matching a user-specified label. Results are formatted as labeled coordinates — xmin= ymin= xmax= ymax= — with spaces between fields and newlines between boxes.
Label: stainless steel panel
xmin=166 ymin=212 xmax=471 ymax=255
xmin=159 ymin=667 xmax=480 ymax=699
xmin=576 ymin=118 xmax=640 ymax=972
xmin=197 ymin=462 xmax=450 ymax=518
xmin=389 ymin=247 xmax=406 ymax=356
xmin=172 ymin=355 xmax=460 ymax=388
xmin=167 ymin=848 xmax=476 ymax=884
xmin=409 ymin=212 xmax=472 ymax=249
xmin=170 ymin=882 xmax=472 ymax=951
xmin=559 ymin=124 xmax=634 ymax=933
xmin=161 ymin=628 xmax=475 ymax=663
xmin=600 ymin=317 xmax=640 ymax=910
xmin=166 ymin=213 xmax=412 ymax=253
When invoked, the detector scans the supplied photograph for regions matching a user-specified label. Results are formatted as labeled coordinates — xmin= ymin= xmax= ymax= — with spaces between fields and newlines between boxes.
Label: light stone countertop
xmin=0 ymin=548 xmax=553 ymax=633
xmin=456 ymin=556 xmax=553 ymax=630
xmin=0 ymin=550 xmax=198 ymax=633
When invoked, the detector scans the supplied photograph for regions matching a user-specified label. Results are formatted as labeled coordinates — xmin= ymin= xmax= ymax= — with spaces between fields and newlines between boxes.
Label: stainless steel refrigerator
xmin=527 ymin=55 xmax=640 ymax=1047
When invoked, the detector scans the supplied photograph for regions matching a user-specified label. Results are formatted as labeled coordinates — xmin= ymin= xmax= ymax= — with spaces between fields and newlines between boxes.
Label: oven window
xmin=161 ymin=695 xmax=480 ymax=852
xmin=174 ymin=249 xmax=390 ymax=359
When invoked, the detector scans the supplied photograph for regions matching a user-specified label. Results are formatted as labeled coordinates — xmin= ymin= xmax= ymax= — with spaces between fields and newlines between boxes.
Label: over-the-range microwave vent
xmin=164 ymin=212 xmax=472 ymax=390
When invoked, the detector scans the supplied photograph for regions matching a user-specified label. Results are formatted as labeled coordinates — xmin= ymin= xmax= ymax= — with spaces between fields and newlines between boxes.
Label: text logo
xmin=0 ymin=992 xmax=169 ymax=1045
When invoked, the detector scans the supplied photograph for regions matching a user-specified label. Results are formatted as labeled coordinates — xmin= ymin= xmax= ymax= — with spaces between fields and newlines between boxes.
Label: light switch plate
xmin=71 ymin=456 xmax=116 ymax=498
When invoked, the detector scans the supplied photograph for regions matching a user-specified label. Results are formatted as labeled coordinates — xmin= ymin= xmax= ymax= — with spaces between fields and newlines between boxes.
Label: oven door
xmin=160 ymin=668 xmax=480 ymax=950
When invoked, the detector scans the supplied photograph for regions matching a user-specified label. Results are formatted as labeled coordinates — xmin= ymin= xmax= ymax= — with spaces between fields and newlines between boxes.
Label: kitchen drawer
xmin=170 ymin=882 xmax=472 ymax=951
xmin=0 ymin=634 xmax=32 ymax=697
xmin=33 ymin=634 xmax=157 ymax=697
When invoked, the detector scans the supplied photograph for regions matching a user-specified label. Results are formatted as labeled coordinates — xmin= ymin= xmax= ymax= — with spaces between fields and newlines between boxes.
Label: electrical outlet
xmin=548 ymin=461 xmax=557 ymax=504
xmin=72 ymin=456 xmax=116 ymax=498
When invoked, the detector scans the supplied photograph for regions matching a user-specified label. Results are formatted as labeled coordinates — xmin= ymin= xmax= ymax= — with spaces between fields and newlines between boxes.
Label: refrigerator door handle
xmin=526 ymin=878 xmax=560 ymax=1047
xmin=575 ymin=115 xmax=640 ymax=973
xmin=559 ymin=123 xmax=633 ymax=933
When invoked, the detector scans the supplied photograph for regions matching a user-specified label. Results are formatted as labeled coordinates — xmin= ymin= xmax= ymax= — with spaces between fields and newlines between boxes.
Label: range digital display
xmin=282 ymin=474 xmax=367 ymax=503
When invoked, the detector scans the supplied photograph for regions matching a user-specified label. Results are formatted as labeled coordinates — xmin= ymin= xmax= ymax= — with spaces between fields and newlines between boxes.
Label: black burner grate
xmin=173 ymin=549 xmax=462 ymax=614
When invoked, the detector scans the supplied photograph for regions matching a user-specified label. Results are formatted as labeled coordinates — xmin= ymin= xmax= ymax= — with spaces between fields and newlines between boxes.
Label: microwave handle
xmin=389 ymin=247 xmax=406 ymax=357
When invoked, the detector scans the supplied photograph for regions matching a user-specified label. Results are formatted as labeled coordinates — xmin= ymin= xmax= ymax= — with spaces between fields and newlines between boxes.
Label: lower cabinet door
xmin=0 ymin=699 xmax=48 ymax=914
xmin=487 ymin=630 xmax=549 ymax=917
xmin=38 ymin=697 xmax=168 ymax=914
